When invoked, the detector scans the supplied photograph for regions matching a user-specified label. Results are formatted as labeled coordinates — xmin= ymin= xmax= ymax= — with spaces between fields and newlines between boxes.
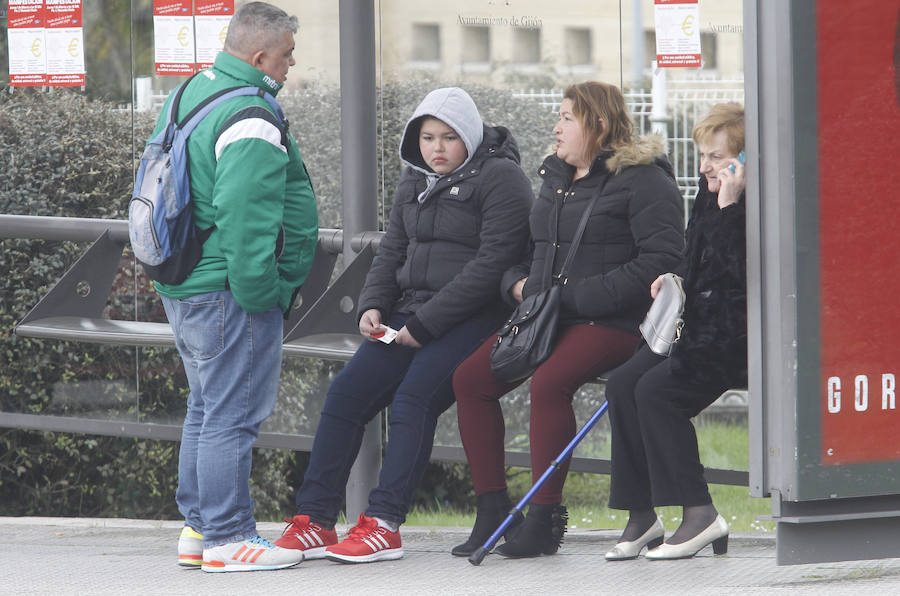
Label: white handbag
xmin=639 ymin=273 xmax=686 ymax=356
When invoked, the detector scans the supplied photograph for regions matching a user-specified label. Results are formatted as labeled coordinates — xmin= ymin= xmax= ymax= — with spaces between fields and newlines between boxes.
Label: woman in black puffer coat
xmin=603 ymin=102 xmax=747 ymax=562
xmin=451 ymin=81 xmax=684 ymax=559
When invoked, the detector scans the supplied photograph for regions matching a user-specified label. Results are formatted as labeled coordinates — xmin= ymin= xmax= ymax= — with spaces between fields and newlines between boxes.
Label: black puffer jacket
xmin=671 ymin=177 xmax=748 ymax=387
xmin=358 ymin=124 xmax=533 ymax=344
xmin=502 ymin=135 xmax=684 ymax=334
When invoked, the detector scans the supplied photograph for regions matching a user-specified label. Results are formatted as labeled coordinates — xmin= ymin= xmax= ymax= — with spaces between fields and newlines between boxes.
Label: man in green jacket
xmin=156 ymin=2 xmax=318 ymax=573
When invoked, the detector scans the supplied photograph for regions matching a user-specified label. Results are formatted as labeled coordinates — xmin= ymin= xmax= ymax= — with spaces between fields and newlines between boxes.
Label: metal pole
xmin=650 ymin=61 xmax=669 ymax=142
xmin=338 ymin=0 xmax=380 ymax=523
xmin=744 ymin=0 xmax=766 ymax=500
xmin=631 ymin=0 xmax=645 ymax=89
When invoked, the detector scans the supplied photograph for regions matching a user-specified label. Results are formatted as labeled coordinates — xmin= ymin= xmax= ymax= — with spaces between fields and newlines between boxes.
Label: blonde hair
xmin=563 ymin=81 xmax=634 ymax=160
xmin=692 ymin=102 xmax=745 ymax=156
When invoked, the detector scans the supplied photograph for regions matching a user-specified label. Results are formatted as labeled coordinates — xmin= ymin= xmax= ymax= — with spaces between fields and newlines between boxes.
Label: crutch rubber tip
xmin=468 ymin=547 xmax=489 ymax=566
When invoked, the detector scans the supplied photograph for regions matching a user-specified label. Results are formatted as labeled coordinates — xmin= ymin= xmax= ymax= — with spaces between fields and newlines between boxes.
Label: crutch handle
xmin=468 ymin=546 xmax=489 ymax=566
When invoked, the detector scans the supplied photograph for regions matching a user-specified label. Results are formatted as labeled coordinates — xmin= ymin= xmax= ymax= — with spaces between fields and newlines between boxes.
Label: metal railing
xmin=0 ymin=213 xmax=749 ymax=488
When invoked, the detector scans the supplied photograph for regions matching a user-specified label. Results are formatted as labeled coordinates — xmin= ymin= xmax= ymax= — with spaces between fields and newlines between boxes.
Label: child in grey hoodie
xmin=275 ymin=87 xmax=534 ymax=563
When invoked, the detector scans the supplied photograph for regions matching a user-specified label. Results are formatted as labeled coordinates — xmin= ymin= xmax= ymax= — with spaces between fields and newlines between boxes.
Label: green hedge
xmin=0 ymin=80 xmax=558 ymax=519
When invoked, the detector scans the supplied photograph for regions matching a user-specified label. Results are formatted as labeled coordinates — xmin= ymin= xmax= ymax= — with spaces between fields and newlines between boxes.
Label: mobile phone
xmin=728 ymin=150 xmax=746 ymax=172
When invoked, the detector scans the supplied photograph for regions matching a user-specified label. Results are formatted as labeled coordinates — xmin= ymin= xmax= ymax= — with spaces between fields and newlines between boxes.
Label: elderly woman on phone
xmin=603 ymin=102 xmax=748 ymax=561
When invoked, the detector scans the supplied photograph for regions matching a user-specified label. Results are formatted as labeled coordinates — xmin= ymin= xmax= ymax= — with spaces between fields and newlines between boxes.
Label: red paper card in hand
xmin=374 ymin=325 xmax=398 ymax=344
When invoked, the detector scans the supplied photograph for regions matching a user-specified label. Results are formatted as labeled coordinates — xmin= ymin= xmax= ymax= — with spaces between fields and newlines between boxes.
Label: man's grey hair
xmin=224 ymin=2 xmax=299 ymax=57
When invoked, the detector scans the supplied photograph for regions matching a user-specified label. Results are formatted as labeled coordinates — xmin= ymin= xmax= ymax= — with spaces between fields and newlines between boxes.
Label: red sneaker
xmin=274 ymin=514 xmax=338 ymax=560
xmin=324 ymin=513 xmax=403 ymax=563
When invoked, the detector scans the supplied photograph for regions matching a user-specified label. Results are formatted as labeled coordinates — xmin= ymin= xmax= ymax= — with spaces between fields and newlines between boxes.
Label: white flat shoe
xmin=605 ymin=516 xmax=665 ymax=561
xmin=645 ymin=514 xmax=728 ymax=560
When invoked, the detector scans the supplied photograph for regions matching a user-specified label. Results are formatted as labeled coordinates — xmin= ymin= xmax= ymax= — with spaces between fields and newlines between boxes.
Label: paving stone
xmin=4 ymin=517 xmax=900 ymax=595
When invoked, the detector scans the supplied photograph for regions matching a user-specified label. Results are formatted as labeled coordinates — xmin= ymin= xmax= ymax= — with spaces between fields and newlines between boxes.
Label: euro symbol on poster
xmin=31 ymin=37 xmax=42 ymax=58
xmin=178 ymin=26 xmax=190 ymax=47
xmin=68 ymin=38 xmax=80 ymax=58
xmin=681 ymin=14 xmax=695 ymax=36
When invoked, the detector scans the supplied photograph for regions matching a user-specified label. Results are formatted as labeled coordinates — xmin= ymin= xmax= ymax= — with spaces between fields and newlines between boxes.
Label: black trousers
xmin=606 ymin=344 xmax=730 ymax=510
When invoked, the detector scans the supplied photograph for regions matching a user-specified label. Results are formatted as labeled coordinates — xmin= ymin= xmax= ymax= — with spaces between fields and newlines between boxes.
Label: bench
xmin=5 ymin=214 xmax=749 ymax=487
xmin=12 ymin=220 xmax=372 ymax=362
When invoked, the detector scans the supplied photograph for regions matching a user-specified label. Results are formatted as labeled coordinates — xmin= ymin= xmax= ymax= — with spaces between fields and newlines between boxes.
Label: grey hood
xmin=399 ymin=87 xmax=484 ymax=202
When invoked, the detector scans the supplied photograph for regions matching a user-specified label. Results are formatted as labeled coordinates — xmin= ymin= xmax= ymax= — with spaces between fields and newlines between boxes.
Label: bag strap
xmin=162 ymin=74 xmax=287 ymax=150
xmin=554 ymin=173 xmax=612 ymax=285
xmin=160 ymin=73 xmax=198 ymax=150
xmin=178 ymin=86 xmax=285 ymax=137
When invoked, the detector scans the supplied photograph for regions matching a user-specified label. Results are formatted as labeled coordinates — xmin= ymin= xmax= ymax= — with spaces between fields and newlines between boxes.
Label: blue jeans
xmin=161 ymin=291 xmax=283 ymax=548
xmin=295 ymin=306 xmax=505 ymax=527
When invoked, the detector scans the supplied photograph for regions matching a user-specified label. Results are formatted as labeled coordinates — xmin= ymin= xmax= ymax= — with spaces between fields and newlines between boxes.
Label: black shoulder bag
xmin=489 ymin=183 xmax=604 ymax=383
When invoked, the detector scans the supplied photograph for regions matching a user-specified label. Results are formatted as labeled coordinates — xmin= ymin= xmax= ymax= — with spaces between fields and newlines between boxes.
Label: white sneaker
xmin=177 ymin=525 xmax=203 ymax=568
xmin=201 ymin=536 xmax=302 ymax=573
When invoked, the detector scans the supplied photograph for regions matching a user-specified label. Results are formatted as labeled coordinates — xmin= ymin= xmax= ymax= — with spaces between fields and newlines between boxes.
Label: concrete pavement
xmin=5 ymin=516 xmax=900 ymax=595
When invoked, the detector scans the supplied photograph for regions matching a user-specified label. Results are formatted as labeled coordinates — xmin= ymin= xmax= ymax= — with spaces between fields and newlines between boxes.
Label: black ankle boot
xmin=493 ymin=503 xmax=568 ymax=558
xmin=451 ymin=489 xmax=521 ymax=557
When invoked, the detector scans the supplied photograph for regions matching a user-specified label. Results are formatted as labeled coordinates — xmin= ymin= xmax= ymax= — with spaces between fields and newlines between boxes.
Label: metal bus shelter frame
xmin=6 ymin=0 xmax=899 ymax=567
xmin=746 ymin=0 xmax=900 ymax=565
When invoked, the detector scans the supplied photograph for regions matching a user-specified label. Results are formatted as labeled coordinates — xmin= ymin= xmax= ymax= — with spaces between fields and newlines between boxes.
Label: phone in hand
xmin=729 ymin=150 xmax=746 ymax=172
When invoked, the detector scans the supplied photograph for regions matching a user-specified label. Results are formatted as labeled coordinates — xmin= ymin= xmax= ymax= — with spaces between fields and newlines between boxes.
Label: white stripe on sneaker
xmin=362 ymin=537 xmax=379 ymax=552
xmin=374 ymin=534 xmax=390 ymax=549
xmin=299 ymin=533 xmax=323 ymax=548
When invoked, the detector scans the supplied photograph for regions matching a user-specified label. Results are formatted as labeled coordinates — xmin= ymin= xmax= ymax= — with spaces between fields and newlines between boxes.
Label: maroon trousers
xmin=453 ymin=323 xmax=639 ymax=504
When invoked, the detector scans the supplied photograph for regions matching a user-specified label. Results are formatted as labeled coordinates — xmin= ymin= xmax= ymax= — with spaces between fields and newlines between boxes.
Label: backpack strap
xmin=162 ymin=74 xmax=288 ymax=149
xmin=161 ymin=72 xmax=202 ymax=151
xmin=157 ymin=77 xmax=290 ymax=243
xmin=178 ymin=87 xmax=285 ymax=134
xmin=257 ymin=89 xmax=290 ymax=147
xmin=212 ymin=89 xmax=290 ymax=150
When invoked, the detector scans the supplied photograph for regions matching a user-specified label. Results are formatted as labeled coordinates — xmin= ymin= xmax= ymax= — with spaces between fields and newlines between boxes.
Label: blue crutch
xmin=468 ymin=400 xmax=610 ymax=565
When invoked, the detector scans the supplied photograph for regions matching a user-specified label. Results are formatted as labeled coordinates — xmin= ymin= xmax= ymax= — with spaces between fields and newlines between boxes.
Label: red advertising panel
xmin=818 ymin=1 xmax=900 ymax=465
xmin=154 ymin=0 xmax=195 ymax=76
xmin=194 ymin=0 xmax=233 ymax=15
xmin=195 ymin=0 xmax=234 ymax=71
xmin=44 ymin=0 xmax=85 ymax=87
xmin=8 ymin=0 xmax=47 ymax=87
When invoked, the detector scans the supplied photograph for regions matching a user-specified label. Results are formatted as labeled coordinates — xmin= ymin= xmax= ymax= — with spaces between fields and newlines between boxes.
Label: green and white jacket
xmin=153 ymin=52 xmax=318 ymax=314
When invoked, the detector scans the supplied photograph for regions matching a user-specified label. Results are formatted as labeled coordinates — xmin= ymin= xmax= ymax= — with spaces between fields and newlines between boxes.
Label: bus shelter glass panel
xmin=0 ymin=1 xmax=341 ymax=439
xmin=2 ymin=3 xmax=147 ymax=425
xmin=377 ymin=0 xmax=628 ymax=459
xmin=130 ymin=0 xmax=342 ymax=435
xmin=375 ymin=0 xmax=748 ymax=477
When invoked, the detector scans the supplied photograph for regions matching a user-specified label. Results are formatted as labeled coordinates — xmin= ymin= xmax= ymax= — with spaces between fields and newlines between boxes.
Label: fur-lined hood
xmin=605 ymin=134 xmax=673 ymax=177
xmin=520 ymin=133 xmax=685 ymax=333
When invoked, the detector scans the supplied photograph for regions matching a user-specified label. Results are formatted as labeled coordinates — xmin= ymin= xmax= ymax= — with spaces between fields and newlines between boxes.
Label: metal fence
xmin=142 ymin=74 xmax=744 ymax=210
xmin=2 ymin=76 xmax=752 ymax=501
xmin=513 ymin=75 xmax=746 ymax=209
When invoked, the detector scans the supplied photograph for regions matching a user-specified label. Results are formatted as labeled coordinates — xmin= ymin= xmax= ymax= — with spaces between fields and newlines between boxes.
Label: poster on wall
xmin=818 ymin=0 xmax=900 ymax=466
xmin=195 ymin=1 xmax=234 ymax=71
xmin=44 ymin=0 xmax=85 ymax=87
xmin=8 ymin=0 xmax=47 ymax=87
xmin=154 ymin=0 xmax=196 ymax=76
xmin=653 ymin=0 xmax=701 ymax=68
